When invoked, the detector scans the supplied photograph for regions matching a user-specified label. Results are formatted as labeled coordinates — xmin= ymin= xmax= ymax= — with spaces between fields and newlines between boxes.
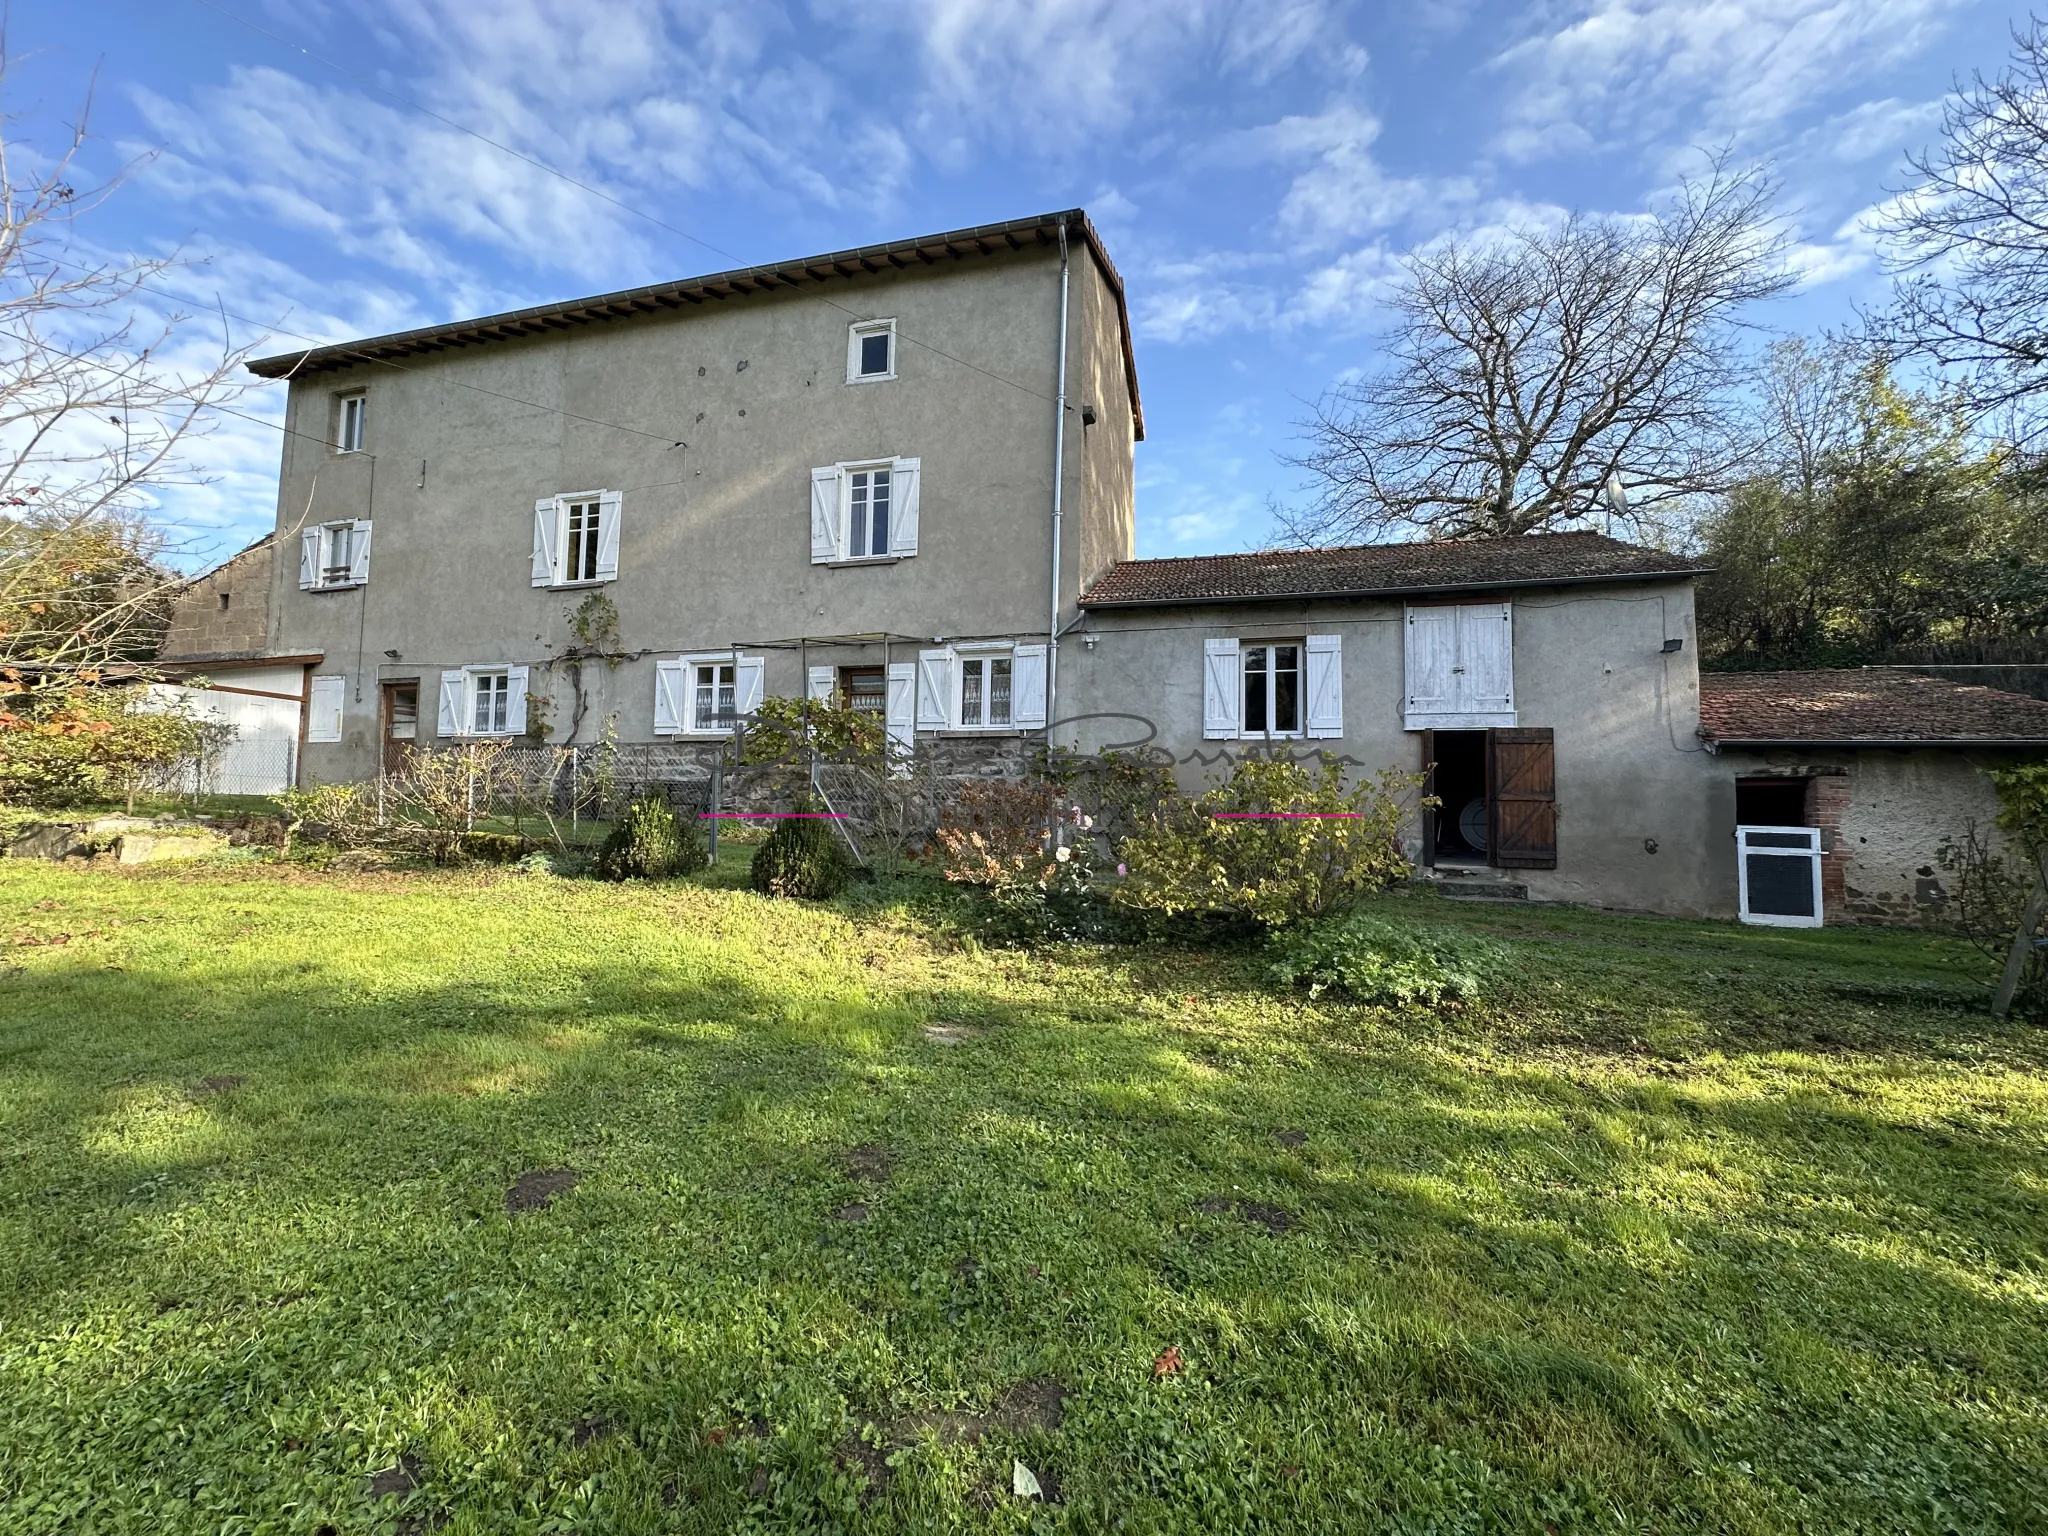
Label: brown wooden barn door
xmin=1488 ymin=728 xmax=1556 ymax=870
xmin=1418 ymin=728 xmax=1437 ymax=869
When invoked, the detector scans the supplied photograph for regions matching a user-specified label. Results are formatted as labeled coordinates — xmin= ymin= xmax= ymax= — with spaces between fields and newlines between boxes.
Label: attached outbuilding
xmin=1700 ymin=669 xmax=2048 ymax=926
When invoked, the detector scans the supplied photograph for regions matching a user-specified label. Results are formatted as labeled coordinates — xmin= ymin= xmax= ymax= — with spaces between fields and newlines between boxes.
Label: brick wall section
xmin=1804 ymin=773 xmax=1851 ymax=920
xmin=161 ymin=537 xmax=274 ymax=660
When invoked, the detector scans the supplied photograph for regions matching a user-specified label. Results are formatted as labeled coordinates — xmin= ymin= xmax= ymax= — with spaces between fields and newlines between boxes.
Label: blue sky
xmin=13 ymin=0 xmax=2030 ymax=568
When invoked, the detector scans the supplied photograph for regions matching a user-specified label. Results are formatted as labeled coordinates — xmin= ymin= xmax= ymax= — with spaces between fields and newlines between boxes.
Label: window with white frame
xmin=298 ymin=520 xmax=372 ymax=590
xmin=914 ymin=643 xmax=1047 ymax=732
xmin=653 ymin=654 xmax=764 ymax=736
xmin=1202 ymin=635 xmax=1344 ymax=741
xmin=336 ymin=392 xmax=365 ymax=453
xmin=532 ymin=490 xmax=621 ymax=587
xmin=437 ymin=664 xmax=529 ymax=738
xmin=809 ymin=458 xmax=920 ymax=563
xmin=846 ymin=319 xmax=896 ymax=383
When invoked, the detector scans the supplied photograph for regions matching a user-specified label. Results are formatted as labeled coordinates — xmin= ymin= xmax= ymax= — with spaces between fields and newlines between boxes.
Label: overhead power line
xmin=182 ymin=0 xmax=1062 ymax=409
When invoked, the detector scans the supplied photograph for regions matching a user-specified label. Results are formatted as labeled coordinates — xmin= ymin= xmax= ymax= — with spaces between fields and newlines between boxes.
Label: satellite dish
xmin=1602 ymin=472 xmax=1629 ymax=537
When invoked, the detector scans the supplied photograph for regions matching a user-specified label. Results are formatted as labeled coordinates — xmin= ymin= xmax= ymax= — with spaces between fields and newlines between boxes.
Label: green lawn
xmin=1 ymin=858 xmax=2044 ymax=1534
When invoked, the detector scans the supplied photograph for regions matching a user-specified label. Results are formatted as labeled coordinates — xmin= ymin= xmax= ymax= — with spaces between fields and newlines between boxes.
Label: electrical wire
xmin=180 ymin=0 xmax=1064 ymax=410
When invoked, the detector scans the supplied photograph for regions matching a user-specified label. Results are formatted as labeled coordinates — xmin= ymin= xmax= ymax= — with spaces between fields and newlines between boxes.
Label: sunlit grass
xmin=1 ymin=857 xmax=2044 ymax=1533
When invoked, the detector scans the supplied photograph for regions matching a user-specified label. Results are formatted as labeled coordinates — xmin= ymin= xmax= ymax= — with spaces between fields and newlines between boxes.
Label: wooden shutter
xmin=653 ymin=660 xmax=684 ymax=736
xmin=807 ymin=665 xmax=835 ymax=702
xmin=1404 ymin=607 xmax=1455 ymax=723
xmin=916 ymin=648 xmax=954 ymax=730
xmin=890 ymin=457 xmax=920 ymax=556
xmin=306 ymin=674 xmax=345 ymax=743
xmin=532 ymin=497 xmax=558 ymax=586
xmin=1488 ymin=727 xmax=1555 ymax=870
xmin=733 ymin=654 xmax=765 ymax=721
xmin=505 ymin=665 xmax=529 ymax=736
xmin=299 ymin=528 xmax=320 ymax=590
xmin=348 ymin=519 xmax=373 ymax=585
xmin=1202 ymin=638 xmax=1240 ymax=739
xmin=1459 ymin=602 xmax=1514 ymax=715
xmin=1010 ymin=642 xmax=1048 ymax=728
xmin=438 ymin=670 xmax=467 ymax=737
xmin=885 ymin=662 xmax=915 ymax=757
xmin=810 ymin=467 xmax=840 ymax=563
xmin=595 ymin=490 xmax=622 ymax=580
xmin=1304 ymin=633 xmax=1343 ymax=738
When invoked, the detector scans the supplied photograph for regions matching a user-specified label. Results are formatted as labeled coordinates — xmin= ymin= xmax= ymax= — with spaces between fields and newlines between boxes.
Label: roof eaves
xmin=245 ymin=209 xmax=1146 ymax=442
xmin=1079 ymin=565 xmax=1710 ymax=609
xmin=1705 ymin=736 xmax=2048 ymax=750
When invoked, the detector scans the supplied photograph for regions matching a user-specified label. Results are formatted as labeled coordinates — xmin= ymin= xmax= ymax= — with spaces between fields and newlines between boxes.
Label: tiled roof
xmin=247 ymin=210 xmax=1144 ymax=440
xmin=1700 ymin=669 xmax=2048 ymax=745
xmin=1079 ymin=531 xmax=1705 ymax=607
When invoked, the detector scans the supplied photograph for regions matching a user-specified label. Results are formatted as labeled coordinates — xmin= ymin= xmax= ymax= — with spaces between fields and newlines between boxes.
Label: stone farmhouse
xmin=156 ymin=209 xmax=2048 ymax=925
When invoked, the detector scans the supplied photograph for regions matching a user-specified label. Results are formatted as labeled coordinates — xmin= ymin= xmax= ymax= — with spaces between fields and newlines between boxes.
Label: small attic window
xmin=847 ymin=319 xmax=896 ymax=384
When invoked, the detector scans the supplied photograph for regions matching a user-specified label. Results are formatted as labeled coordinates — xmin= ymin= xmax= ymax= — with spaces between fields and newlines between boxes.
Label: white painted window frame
xmin=300 ymin=520 xmax=372 ymax=591
xmin=439 ymin=664 xmax=529 ymax=738
xmin=335 ymin=391 xmax=366 ymax=454
xmin=846 ymin=318 xmax=897 ymax=384
xmin=654 ymin=652 xmax=764 ymax=737
xmin=810 ymin=457 xmax=920 ymax=564
xmin=1736 ymin=824 xmax=1825 ymax=928
xmin=1238 ymin=637 xmax=1306 ymax=742
xmin=533 ymin=489 xmax=621 ymax=588
xmin=953 ymin=642 xmax=1017 ymax=732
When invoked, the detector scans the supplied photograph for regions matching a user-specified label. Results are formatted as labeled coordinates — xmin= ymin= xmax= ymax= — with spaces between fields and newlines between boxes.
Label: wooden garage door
xmin=1488 ymin=727 xmax=1556 ymax=870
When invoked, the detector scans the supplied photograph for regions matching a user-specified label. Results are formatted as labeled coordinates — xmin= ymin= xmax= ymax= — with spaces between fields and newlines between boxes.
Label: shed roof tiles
xmin=1700 ymin=669 xmax=2048 ymax=745
xmin=1078 ymin=531 xmax=1706 ymax=608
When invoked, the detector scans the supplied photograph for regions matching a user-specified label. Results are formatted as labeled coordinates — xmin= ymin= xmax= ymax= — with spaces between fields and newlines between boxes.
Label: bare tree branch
xmin=1280 ymin=154 xmax=1793 ymax=545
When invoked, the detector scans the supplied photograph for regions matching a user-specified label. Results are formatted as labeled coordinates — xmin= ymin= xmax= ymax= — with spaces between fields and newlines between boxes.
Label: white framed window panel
xmin=1736 ymin=825 xmax=1825 ymax=928
xmin=1403 ymin=602 xmax=1515 ymax=730
xmin=306 ymin=674 xmax=346 ymax=743
xmin=336 ymin=393 xmax=365 ymax=453
xmin=846 ymin=319 xmax=897 ymax=383
xmin=653 ymin=653 xmax=764 ymax=736
xmin=809 ymin=458 xmax=920 ymax=563
xmin=1202 ymin=635 xmax=1342 ymax=740
xmin=298 ymin=520 xmax=372 ymax=590
xmin=914 ymin=643 xmax=1045 ymax=732
xmin=437 ymin=665 xmax=528 ymax=737
xmin=533 ymin=490 xmax=621 ymax=587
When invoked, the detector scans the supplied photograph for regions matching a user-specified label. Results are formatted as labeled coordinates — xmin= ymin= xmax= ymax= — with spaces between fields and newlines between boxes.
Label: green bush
xmin=1114 ymin=756 xmax=1420 ymax=929
xmin=1268 ymin=910 xmax=1506 ymax=1007
xmin=750 ymin=813 xmax=850 ymax=899
xmin=458 ymin=830 xmax=534 ymax=864
xmin=594 ymin=794 xmax=706 ymax=880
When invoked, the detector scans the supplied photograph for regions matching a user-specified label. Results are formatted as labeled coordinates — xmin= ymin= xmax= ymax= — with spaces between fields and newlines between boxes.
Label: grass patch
xmin=1 ymin=863 xmax=2044 ymax=1532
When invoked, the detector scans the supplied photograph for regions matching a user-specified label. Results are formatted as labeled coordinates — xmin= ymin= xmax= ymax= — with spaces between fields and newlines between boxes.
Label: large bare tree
xmin=0 ymin=58 xmax=250 ymax=678
xmin=1280 ymin=158 xmax=1792 ymax=545
xmin=1876 ymin=19 xmax=2048 ymax=436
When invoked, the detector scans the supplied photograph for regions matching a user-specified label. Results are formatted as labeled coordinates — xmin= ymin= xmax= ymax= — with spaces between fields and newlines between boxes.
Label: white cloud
xmin=1492 ymin=0 xmax=1970 ymax=162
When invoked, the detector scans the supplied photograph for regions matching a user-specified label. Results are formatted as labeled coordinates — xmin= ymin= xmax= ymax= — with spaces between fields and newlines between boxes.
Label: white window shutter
xmin=1202 ymin=638 xmax=1240 ymax=739
xmin=533 ymin=497 xmax=559 ymax=586
xmin=1010 ymin=642 xmax=1048 ymax=728
xmin=810 ymin=467 xmax=840 ymax=563
xmin=1404 ymin=607 xmax=1455 ymax=723
xmin=306 ymin=674 xmax=345 ymax=743
xmin=890 ymin=457 xmax=920 ymax=556
xmin=733 ymin=654 xmax=765 ymax=720
xmin=885 ymin=661 xmax=915 ymax=756
xmin=916 ymin=648 xmax=954 ymax=730
xmin=505 ymin=665 xmax=530 ymax=736
xmin=653 ymin=660 xmax=684 ymax=736
xmin=595 ymin=490 xmax=622 ymax=581
xmin=348 ymin=520 xmax=373 ymax=585
xmin=1459 ymin=602 xmax=1514 ymax=714
xmin=807 ymin=665 xmax=835 ymax=702
xmin=299 ymin=528 xmax=320 ymax=590
xmin=1304 ymin=634 xmax=1343 ymax=738
xmin=438 ymin=670 xmax=467 ymax=737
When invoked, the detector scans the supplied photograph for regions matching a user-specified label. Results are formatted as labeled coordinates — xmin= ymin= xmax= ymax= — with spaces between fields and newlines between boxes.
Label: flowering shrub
xmin=1113 ymin=756 xmax=1421 ymax=929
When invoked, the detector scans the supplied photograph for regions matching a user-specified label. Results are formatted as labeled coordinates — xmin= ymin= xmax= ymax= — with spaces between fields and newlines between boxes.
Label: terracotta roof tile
xmin=1700 ymin=669 xmax=2048 ymax=744
xmin=1079 ymin=532 xmax=1705 ymax=607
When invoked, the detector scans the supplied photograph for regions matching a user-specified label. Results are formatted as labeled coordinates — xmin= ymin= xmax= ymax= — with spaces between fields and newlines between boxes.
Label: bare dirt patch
xmin=832 ymin=1202 xmax=871 ymax=1223
xmin=191 ymin=1075 xmax=245 ymax=1099
xmin=367 ymin=1454 xmax=422 ymax=1500
xmin=891 ymin=1378 xmax=1068 ymax=1447
xmin=835 ymin=1433 xmax=893 ymax=1501
xmin=1275 ymin=1129 xmax=1308 ymax=1149
xmin=570 ymin=1416 xmax=612 ymax=1449
xmin=921 ymin=1022 xmax=979 ymax=1046
xmin=506 ymin=1168 xmax=582 ymax=1214
xmin=1197 ymin=1195 xmax=1298 ymax=1236
xmin=840 ymin=1144 xmax=891 ymax=1183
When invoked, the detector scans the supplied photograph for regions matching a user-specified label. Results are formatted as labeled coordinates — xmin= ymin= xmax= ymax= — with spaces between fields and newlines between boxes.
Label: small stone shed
xmin=1700 ymin=669 xmax=2048 ymax=925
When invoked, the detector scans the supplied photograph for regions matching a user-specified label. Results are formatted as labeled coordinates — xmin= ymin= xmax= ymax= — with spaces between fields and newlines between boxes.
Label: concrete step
xmin=1416 ymin=868 xmax=1531 ymax=902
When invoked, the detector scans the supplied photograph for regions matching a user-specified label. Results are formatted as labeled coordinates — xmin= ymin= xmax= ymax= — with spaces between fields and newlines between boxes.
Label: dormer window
xmin=846 ymin=319 xmax=896 ymax=384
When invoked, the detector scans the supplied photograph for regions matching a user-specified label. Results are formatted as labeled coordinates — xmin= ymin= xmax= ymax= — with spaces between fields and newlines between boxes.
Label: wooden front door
xmin=381 ymin=681 xmax=419 ymax=776
xmin=1487 ymin=727 xmax=1557 ymax=870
